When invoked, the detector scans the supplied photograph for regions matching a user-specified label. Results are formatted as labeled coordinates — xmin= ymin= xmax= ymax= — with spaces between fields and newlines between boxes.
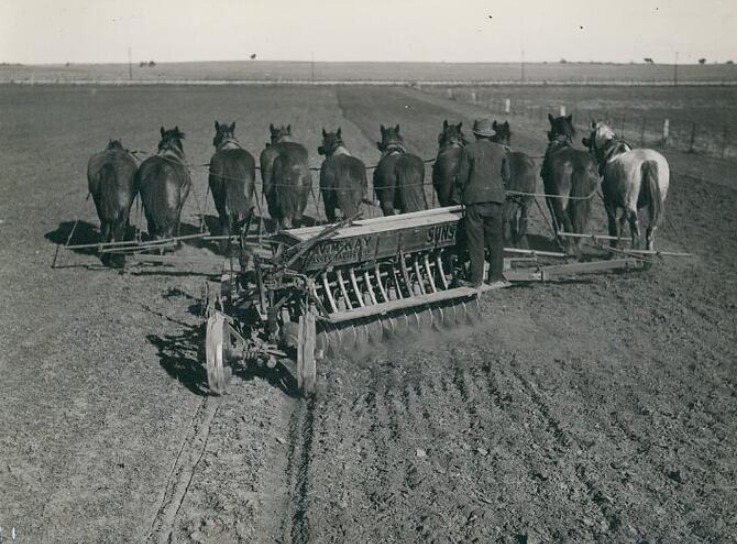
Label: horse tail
xmin=642 ymin=160 xmax=663 ymax=227
xmin=335 ymin=159 xmax=365 ymax=219
xmin=432 ymin=149 xmax=461 ymax=207
xmin=397 ymin=157 xmax=428 ymax=213
xmin=273 ymin=155 xmax=311 ymax=227
xmin=223 ymin=154 xmax=255 ymax=224
xmin=568 ymin=158 xmax=598 ymax=237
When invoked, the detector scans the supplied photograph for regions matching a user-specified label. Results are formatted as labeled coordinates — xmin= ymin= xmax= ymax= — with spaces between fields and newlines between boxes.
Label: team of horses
xmin=87 ymin=116 xmax=670 ymax=266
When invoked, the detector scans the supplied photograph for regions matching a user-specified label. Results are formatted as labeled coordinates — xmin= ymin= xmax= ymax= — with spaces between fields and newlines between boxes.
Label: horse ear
xmin=443 ymin=119 xmax=448 ymax=129
xmin=214 ymin=121 xmax=220 ymax=131
xmin=380 ymin=124 xmax=385 ymax=134
xmin=548 ymin=114 xmax=555 ymax=125
xmin=230 ymin=122 xmax=236 ymax=132
xmin=504 ymin=121 xmax=509 ymax=129
xmin=160 ymin=126 xmax=166 ymax=136
xmin=337 ymin=127 xmax=342 ymax=138
xmin=287 ymin=124 xmax=292 ymax=134
xmin=566 ymin=114 xmax=572 ymax=122
xmin=395 ymin=124 xmax=400 ymax=133
xmin=270 ymin=123 xmax=276 ymax=134
xmin=322 ymin=128 xmax=327 ymax=138
xmin=493 ymin=120 xmax=498 ymax=130
xmin=591 ymin=120 xmax=597 ymax=129
xmin=457 ymin=122 xmax=463 ymax=130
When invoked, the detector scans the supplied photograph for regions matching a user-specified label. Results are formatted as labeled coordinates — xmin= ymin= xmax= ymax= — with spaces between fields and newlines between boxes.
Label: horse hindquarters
xmin=373 ymin=160 xmax=396 ymax=217
xmin=505 ymin=153 xmax=536 ymax=248
xmin=140 ymin=161 xmax=190 ymax=240
xmin=568 ymin=164 xmax=597 ymax=236
xmin=272 ymin=156 xmax=311 ymax=229
xmin=334 ymin=158 xmax=366 ymax=220
xmin=222 ymin=153 xmax=256 ymax=233
xmin=319 ymin=167 xmax=338 ymax=223
xmin=641 ymin=159 xmax=665 ymax=251
xmin=432 ymin=148 xmax=461 ymax=207
xmin=396 ymin=156 xmax=428 ymax=213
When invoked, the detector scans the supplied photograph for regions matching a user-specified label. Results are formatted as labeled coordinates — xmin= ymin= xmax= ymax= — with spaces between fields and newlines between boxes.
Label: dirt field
xmin=0 ymin=84 xmax=735 ymax=543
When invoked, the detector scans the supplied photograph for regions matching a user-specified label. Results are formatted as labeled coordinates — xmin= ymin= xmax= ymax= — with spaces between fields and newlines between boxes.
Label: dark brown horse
xmin=318 ymin=128 xmax=367 ymax=223
xmin=87 ymin=140 xmax=138 ymax=266
xmin=137 ymin=126 xmax=191 ymax=242
xmin=491 ymin=120 xmax=537 ymax=248
xmin=432 ymin=120 xmax=466 ymax=207
xmin=374 ymin=124 xmax=427 ymax=216
xmin=540 ymin=114 xmax=600 ymax=254
xmin=209 ymin=121 xmax=255 ymax=251
xmin=259 ymin=124 xmax=311 ymax=229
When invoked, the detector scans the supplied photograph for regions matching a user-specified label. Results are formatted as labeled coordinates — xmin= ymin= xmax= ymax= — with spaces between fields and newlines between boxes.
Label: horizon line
xmin=2 ymin=58 xmax=737 ymax=67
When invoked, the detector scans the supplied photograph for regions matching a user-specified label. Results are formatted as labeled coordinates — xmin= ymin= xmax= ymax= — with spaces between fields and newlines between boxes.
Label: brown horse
xmin=87 ymin=140 xmax=139 ymax=267
xmin=432 ymin=120 xmax=466 ymax=207
xmin=374 ymin=124 xmax=427 ymax=216
xmin=491 ymin=120 xmax=537 ymax=248
xmin=540 ymin=114 xmax=600 ymax=254
xmin=583 ymin=120 xmax=670 ymax=251
xmin=318 ymin=128 xmax=367 ymax=223
xmin=259 ymin=124 xmax=311 ymax=229
xmin=209 ymin=121 xmax=255 ymax=251
xmin=137 ymin=126 xmax=191 ymax=242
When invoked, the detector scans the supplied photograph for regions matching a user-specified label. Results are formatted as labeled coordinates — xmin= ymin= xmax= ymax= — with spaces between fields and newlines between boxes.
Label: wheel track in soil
xmin=280 ymin=397 xmax=317 ymax=544
xmin=145 ymin=397 xmax=219 ymax=544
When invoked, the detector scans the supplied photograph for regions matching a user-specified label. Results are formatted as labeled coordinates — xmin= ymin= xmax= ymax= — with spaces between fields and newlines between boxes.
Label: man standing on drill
xmin=456 ymin=118 xmax=511 ymax=289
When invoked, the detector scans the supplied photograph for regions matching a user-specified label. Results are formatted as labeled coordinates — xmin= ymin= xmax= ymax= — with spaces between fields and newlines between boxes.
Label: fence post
xmin=505 ymin=98 xmax=511 ymax=114
xmin=661 ymin=119 xmax=670 ymax=147
xmin=447 ymin=88 xmax=453 ymax=100
xmin=470 ymin=91 xmax=476 ymax=103
xmin=559 ymin=105 xmax=566 ymax=117
xmin=688 ymin=122 xmax=696 ymax=153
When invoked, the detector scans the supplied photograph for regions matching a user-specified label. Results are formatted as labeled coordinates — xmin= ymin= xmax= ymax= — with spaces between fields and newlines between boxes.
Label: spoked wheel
xmin=297 ymin=314 xmax=317 ymax=397
xmin=205 ymin=311 xmax=231 ymax=395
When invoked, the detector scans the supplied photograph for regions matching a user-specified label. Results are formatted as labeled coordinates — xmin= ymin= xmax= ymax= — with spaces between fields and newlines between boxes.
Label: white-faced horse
xmin=582 ymin=121 xmax=670 ymax=251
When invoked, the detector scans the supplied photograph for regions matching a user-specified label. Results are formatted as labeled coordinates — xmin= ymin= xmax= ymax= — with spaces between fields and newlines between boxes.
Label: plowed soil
xmin=0 ymin=85 xmax=734 ymax=543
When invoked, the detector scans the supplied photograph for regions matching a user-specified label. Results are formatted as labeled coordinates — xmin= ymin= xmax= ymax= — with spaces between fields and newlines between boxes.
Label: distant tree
xmin=250 ymin=53 xmax=257 ymax=60
xmin=139 ymin=61 xmax=146 ymax=67
xmin=698 ymin=58 xmax=706 ymax=65
xmin=148 ymin=60 xmax=156 ymax=67
xmin=644 ymin=58 xmax=654 ymax=64
xmin=559 ymin=58 xmax=567 ymax=64
xmin=727 ymin=60 xmax=735 ymax=65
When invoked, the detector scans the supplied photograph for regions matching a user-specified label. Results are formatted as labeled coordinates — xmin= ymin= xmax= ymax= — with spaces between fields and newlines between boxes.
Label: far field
xmin=1 ymin=60 xmax=735 ymax=84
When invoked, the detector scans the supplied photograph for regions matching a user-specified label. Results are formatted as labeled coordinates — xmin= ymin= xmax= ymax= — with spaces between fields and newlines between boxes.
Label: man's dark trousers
xmin=464 ymin=202 xmax=504 ymax=285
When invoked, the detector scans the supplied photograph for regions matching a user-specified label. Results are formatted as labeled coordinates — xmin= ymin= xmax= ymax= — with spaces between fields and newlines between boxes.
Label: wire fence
xmin=426 ymin=87 xmax=736 ymax=159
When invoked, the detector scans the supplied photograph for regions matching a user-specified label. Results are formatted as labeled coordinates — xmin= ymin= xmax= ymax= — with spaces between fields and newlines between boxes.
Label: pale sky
xmin=1 ymin=0 xmax=735 ymax=64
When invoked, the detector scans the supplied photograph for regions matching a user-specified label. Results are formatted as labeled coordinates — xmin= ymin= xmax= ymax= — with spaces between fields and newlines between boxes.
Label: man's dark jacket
xmin=456 ymin=139 xmax=510 ymax=205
